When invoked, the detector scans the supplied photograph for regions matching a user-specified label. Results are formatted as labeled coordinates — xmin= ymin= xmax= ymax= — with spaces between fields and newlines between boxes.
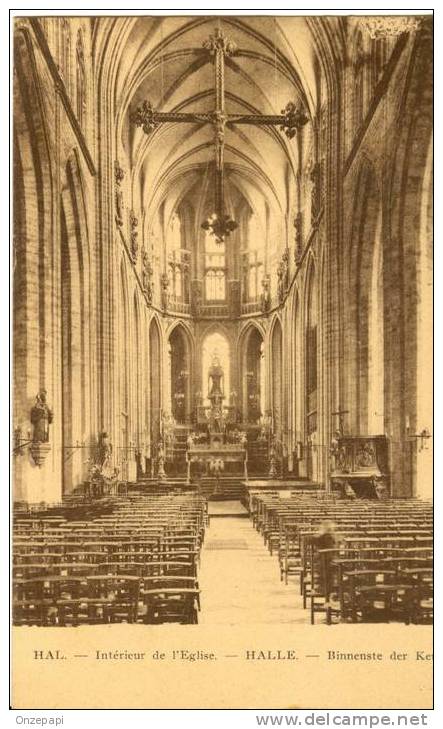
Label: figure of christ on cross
xmin=131 ymin=27 xmax=309 ymax=243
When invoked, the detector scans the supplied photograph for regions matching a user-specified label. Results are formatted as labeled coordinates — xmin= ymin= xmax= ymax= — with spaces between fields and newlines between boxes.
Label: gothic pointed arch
xmin=238 ymin=322 xmax=265 ymax=423
xmin=168 ymin=321 xmax=194 ymax=423
xmin=268 ymin=314 xmax=283 ymax=437
xmin=59 ymin=153 xmax=92 ymax=494
xmin=346 ymin=160 xmax=383 ymax=435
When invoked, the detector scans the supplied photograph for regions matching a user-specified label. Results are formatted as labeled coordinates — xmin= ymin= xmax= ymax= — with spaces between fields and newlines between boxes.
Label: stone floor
xmin=199 ymin=511 xmax=307 ymax=625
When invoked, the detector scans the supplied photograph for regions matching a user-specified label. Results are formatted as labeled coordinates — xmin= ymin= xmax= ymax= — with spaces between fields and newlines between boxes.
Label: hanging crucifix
xmin=130 ymin=27 xmax=309 ymax=243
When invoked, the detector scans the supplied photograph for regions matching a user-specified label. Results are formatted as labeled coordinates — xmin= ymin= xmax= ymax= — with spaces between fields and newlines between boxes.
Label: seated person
xmin=314 ymin=520 xmax=337 ymax=550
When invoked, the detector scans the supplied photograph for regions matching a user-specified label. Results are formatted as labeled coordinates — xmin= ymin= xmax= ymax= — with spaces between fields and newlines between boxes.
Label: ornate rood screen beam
xmin=131 ymin=28 xmax=309 ymax=242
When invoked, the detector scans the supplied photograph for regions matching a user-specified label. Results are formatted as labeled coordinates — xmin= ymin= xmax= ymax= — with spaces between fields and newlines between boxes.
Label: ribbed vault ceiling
xmin=102 ymin=16 xmax=324 ymax=232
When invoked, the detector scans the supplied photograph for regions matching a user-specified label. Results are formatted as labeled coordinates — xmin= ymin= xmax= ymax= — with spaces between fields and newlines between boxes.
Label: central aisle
xmin=198 ymin=514 xmax=307 ymax=625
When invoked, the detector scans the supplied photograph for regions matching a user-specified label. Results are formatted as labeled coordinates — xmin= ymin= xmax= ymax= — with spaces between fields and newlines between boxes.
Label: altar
xmin=186 ymin=351 xmax=248 ymax=484
xmin=186 ymin=443 xmax=247 ymax=484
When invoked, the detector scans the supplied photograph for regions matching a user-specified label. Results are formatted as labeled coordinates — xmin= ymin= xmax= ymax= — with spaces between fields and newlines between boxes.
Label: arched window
xmin=76 ymin=29 xmax=86 ymax=128
xmin=205 ymin=231 xmax=226 ymax=301
xmin=167 ymin=212 xmax=190 ymax=303
xmin=242 ymin=212 xmax=265 ymax=301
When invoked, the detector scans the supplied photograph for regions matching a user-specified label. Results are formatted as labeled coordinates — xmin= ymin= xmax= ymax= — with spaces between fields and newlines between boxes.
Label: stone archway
xmin=240 ymin=325 xmax=265 ymax=425
xmin=169 ymin=324 xmax=193 ymax=424
xmin=270 ymin=318 xmax=283 ymax=437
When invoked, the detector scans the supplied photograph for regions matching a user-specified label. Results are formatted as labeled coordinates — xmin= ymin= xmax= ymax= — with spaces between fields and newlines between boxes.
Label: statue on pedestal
xmin=30 ymin=390 xmax=53 ymax=443
xmin=260 ymin=275 xmax=271 ymax=313
xmin=29 ymin=390 xmax=53 ymax=467
xmin=160 ymin=272 xmax=170 ymax=311
xmin=129 ymin=210 xmax=139 ymax=263
xmin=96 ymin=431 xmax=114 ymax=478
xmin=329 ymin=429 xmax=341 ymax=473
xmin=141 ymin=247 xmax=154 ymax=303
xmin=208 ymin=353 xmax=224 ymax=401
xmin=114 ymin=160 xmax=125 ymax=227
xmin=277 ymin=248 xmax=290 ymax=303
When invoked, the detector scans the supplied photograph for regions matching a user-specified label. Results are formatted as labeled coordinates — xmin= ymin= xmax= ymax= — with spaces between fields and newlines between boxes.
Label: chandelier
xmin=201 ymin=212 xmax=238 ymax=244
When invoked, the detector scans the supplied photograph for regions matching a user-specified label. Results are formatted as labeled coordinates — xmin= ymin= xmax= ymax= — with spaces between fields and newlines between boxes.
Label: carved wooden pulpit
xmin=330 ymin=435 xmax=390 ymax=499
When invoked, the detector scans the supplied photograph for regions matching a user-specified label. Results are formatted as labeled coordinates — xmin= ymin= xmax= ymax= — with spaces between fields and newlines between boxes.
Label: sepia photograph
xmin=11 ymin=9 xmax=433 ymax=711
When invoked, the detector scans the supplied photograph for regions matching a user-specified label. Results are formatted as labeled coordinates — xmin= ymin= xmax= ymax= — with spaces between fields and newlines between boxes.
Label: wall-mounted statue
xmin=329 ymin=429 xmax=342 ymax=473
xmin=160 ymin=272 xmax=170 ymax=311
xmin=208 ymin=353 xmax=224 ymax=401
xmin=114 ymin=160 xmax=125 ymax=227
xmin=129 ymin=209 xmax=139 ymax=263
xmin=96 ymin=431 xmax=112 ymax=469
xmin=29 ymin=390 xmax=53 ymax=467
xmin=260 ymin=275 xmax=271 ymax=313
xmin=30 ymin=390 xmax=53 ymax=443
xmin=277 ymin=248 xmax=290 ymax=303
xmin=141 ymin=246 xmax=154 ymax=303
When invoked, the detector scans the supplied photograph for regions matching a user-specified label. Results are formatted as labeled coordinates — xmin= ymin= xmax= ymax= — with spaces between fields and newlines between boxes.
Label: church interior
xmin=13 ymin=15 xmax=433 ymax=627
